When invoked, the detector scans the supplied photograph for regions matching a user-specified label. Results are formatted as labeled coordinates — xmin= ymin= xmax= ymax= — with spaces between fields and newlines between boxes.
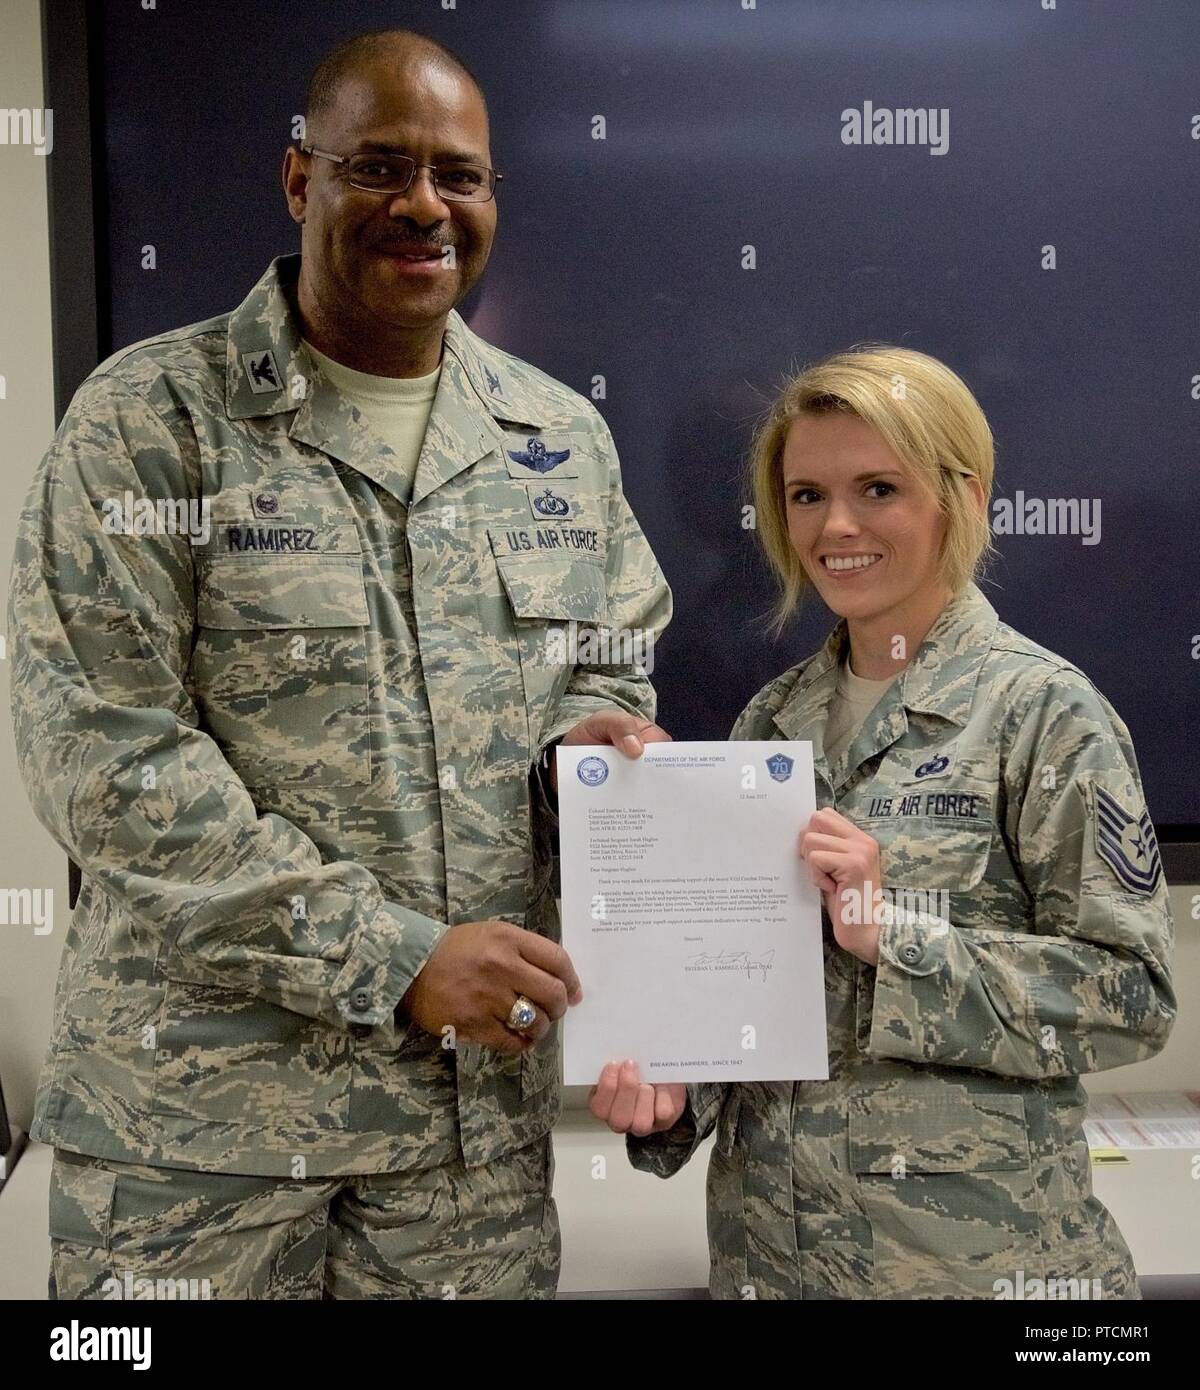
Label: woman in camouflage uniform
xmin=592 ymin=345 xmax=1175 ymax=1300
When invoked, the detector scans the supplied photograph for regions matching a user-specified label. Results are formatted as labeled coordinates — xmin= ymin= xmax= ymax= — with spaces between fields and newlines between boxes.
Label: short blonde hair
xmin=747 ymin=343 xmax=996 ymax=634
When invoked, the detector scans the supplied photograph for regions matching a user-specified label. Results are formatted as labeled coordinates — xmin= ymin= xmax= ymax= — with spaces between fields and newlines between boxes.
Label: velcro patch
xmin=1094 ymin=785 xmax=1162 ymax=894
xmin=491 ymin=523 xmax=603 ymax=557
xmin=241 ymin=349 xmax=282 ymax=395
xmin=526 ymin=484 xmax=574 ymax=520
xmin=902 ymin=749 xmax=956 ymax=783
xmin=502 ymin=433 xmax=580 ymax=479
xmin=226 ymin=524 xmax=320 ymax=554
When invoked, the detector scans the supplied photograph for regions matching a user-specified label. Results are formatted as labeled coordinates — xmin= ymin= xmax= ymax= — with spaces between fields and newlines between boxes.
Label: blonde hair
xmin=747 ymin=344 xmax=996 ymax=635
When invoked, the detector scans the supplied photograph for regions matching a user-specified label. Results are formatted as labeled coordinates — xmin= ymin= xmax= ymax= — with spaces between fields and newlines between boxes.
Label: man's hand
xmin=400 ymin=920 xmax=583 ymax=1055
xmin=549 ymin=710 xmax=672 ymax=792
xmin=589 ymin=1060 xmax=687 ymax=1136
xmin=797 ymin=807 xmax=884 ymax=966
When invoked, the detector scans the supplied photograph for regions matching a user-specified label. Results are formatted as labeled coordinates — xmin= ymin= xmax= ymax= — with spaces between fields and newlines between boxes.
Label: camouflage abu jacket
xmin=628 ymin=583 xmax=1174 ymax=1299
xmin=10 ymin=254 xmax=670 ymax=1177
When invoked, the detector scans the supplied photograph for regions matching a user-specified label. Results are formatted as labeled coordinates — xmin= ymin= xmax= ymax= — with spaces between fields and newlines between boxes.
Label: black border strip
xmin=1161 ymin=837 xmax=1200 ymax=886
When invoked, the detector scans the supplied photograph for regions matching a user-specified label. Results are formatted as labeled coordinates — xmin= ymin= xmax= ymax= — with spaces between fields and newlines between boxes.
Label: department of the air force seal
xmin=507 ymin=438 xmax=572 ymax=473
xmin=577 ymin=756 xmax=609 ymax=786
xmin=766 ymin=753 xmax=794 ymax=783
xmin=1094 ymin=785 xmax=1162 ymax=894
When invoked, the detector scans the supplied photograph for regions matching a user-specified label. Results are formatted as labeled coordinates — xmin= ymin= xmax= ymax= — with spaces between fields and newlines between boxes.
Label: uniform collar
xmin=771 ymin=582 xmax=1000 ymax=744
xmin=224 ymin=254 xmax=550 ymax=507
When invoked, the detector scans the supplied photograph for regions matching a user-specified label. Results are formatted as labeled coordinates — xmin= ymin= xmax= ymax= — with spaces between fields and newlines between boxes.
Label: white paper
xmin=1085 ymin=1091 xmax=1200 ymax=1150
xmin=558 ymin=740 xmax=828 ymax=1085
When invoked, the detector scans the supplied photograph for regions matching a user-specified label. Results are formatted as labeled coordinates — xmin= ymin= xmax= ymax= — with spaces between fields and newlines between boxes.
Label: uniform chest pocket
xmin=191 ymin=553 xmax=372 ymax=787
xmin=861 ymin=816 xmax=994 ymax=897
xmin=489 ymin=533 xmax=608 ymax=752
xmin=491 ymin=547 xmax=608 ymax=624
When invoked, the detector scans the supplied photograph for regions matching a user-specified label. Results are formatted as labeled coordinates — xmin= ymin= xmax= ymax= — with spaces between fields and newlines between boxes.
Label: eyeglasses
xmin=300 ymin=143 xmax=502 ymax=203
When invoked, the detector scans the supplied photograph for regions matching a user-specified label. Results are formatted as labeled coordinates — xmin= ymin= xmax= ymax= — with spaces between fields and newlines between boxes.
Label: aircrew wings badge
xmin=507 ymin=438 xmax=572 ymax=473
xmin=1094 ymin=785 xmax=1162 ymax=894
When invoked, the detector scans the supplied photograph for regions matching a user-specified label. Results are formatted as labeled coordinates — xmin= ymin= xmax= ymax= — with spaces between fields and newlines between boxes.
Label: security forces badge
xmin=1093 ymin=784 xmax=1163 ymax=894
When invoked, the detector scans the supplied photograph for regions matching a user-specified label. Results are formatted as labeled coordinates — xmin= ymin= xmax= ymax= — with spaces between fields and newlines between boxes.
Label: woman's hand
xmin=798 ymin=807 xmax=885 ymax=966
xmin=589 ymin=1060 xmax=687 ymax=1136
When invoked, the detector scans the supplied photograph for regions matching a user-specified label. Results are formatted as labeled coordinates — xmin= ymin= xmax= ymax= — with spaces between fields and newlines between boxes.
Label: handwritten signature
xmin=685 ymin=948 xmax=776 ymax=981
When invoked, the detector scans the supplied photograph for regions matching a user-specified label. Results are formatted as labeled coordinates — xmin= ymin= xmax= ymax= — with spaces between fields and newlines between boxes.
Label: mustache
xmin=372 ymin=234 xmax=454 ymax=253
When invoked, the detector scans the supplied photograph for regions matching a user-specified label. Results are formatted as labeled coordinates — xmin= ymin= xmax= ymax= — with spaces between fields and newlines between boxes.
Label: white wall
xmin=0 ymin=0 xmax=66 ymax=1134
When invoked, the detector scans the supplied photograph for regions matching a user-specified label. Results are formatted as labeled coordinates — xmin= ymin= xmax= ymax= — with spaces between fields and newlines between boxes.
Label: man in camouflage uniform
xmin=10 ymin=30 xmax=670 ymax=1298
xmin=626 ymin=583 xmax=1174 ymax=1299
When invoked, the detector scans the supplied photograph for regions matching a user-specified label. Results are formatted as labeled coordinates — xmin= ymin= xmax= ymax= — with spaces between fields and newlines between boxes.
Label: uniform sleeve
xmin=625 ymin=1083 xmax=725 ymax=1178
xmin=864 ymin=667 xmax=1175 ymax=1078
xmin=8 ymin=375 xmax=446 ymax=1040
xmin=533 ymin=420 xmax=673 ymax=820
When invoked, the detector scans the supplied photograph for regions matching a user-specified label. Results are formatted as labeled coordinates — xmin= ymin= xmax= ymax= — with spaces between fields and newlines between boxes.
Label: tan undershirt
xmin=304 ymin=341 xmax=442 ymax=498
xmin=823 ymin=655 xmax=899 ymax=768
